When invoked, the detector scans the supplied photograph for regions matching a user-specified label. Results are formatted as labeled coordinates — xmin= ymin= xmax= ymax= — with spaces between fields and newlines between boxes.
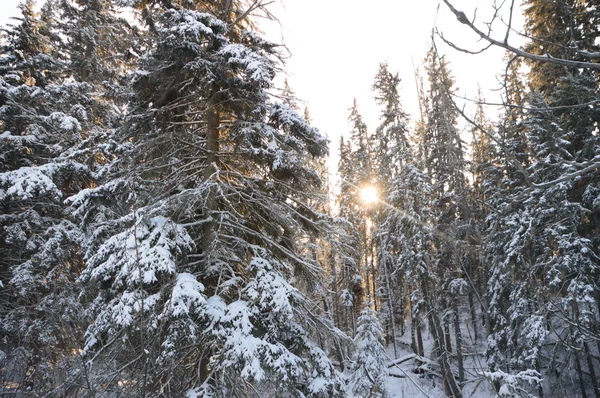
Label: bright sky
xmin=0 ymin=0 xmax=525 ymax=184
xmin=0 ymin=1 xmax=22 ymax=26
xmin=263 ymin=0 xmax=525 ymax=185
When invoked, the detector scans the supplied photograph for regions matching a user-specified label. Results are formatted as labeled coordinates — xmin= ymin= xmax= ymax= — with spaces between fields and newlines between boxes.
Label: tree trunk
xmin=444 ymin=314 xmax=453 ymax=353
xmin=202 ymin=104 xmax=220 ymax=260
xmin=382 ymin=259 xmax=398 ymax=359
xmin=410 ymin=300 xmax=418 ymax=355
xmin=330 ymin=250 xmax=341 ymax=329
xmin=536 ymin=358 xmax=544 ymax=398
xmin=371 ymin=240 xmax=378 ymax=311
xmin=364 ymin=256 xmax=372 ymax=303
xmin=430 ymin=308 xmax=462 ymax=398
xmin=574 ymin=348 xmax=588 ymax=398
xmin=468 ymin=290 xmax=478 ymax=341
xmin=417 ymin=318 xmax=425 ymax=358
xmin=584 ymin=341 xmax=600 ymax=398
xmin=399 ymin=278 xmax=405 ymax=336
xmin=424 ymin=281 xmax=462 ymax=398
xmin=453 ymin=299 xmax=464 ymax=383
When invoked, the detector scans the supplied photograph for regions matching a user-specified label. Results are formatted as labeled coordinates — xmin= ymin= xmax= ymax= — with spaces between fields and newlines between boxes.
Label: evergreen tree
xmin=420 ymin=46 xmax=466 ymax=396
xmin=347 ymin=98 xmax=374 ymax=187
xmin=523 ymin=0 xmax=600 ymax=99
xmin=349 ymin=303 xmax=389 ymax=398
xmin=370 ymin=62 xmax=411 ymax=356
xmin=337 ymin=135 xmax=364 ymax=336
xmin=488 ymin=92 xmax=600 ymax=397
xmin=75 ymin=3 xmax=344 ymax=396
xmin=372 ymin=62 xmax=410 ymax=183
xmin=465 ymin=91 xmax=499 ymax=345
xmin=481 ymin=2 xmax=600 ymax=396
xmin=0 ymin=2 xmax=100 ymax=391
xmin=337 ymin=101 xmax=376 ymax=330
xmin=378 ymin=159 xmax=434 ymax=362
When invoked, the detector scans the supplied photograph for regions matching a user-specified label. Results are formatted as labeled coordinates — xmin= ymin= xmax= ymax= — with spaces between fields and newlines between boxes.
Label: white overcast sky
xmin=0 ymin=0 xmax=525 ymax=181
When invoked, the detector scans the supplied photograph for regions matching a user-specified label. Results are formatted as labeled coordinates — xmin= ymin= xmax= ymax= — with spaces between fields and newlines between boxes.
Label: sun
xmin=359 ymin=185 xmax=379 ymax=204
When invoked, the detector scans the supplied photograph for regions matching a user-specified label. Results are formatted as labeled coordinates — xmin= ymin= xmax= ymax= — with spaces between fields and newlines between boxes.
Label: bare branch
xmin=435 ymin=28 xmax=493 ymax=55
xmin=430 ymin=40 xmax=535 ymax=188
xmin=431 ymin=41 xmax=600 ymax=197
xmin=504 ymin=0 xmax=515 ymax=43
xmin=450 ymin=92 xmax=600 ymax=112
xmin=441 ymin=0 xmax=600 ymax=70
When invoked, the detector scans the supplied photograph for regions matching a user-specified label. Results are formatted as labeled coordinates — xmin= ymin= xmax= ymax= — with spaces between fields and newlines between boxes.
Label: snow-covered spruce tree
xmin=281 ymin=77 xmax=349 ymax=372
xmin=482 ymin=57 xmax=534 ymax=387
xmin=347 ymin=99 xmax=375 ymax=189
xmin=336 ymin=106 xmax=370 ymax=336
xmin=77 ymin=3 xmax=344 ymax=396
xmin=419 ymin=46 xmax=467 ymax=396
xmin=465 ymin=92 xmax=498 ymax=344
xmin=345 ymin=100 xmax=378 ymax=312
xmin=372 ymin=62 xmax=410 ymax=181
xmin=483 ymin=2 xmax=600 ymax=394
xmin=0 ymin=1 xmax=106 ymax=391
xmin=487 ymin=92 xmax=599 ymax=397
xmin=522 ymin=3 xmax=600 ymax=394
xmin=0 ymin=0 xmax=139 ymax=392
xmin=57 ymin=0 xmax=140 ymax=126
xmin=349 ymin=303 xmax=389 ymax=398
xmin=381 ymin=161 xmax=434 ymax=362
xmin=370 ymin=62 xmax=412 ymax=356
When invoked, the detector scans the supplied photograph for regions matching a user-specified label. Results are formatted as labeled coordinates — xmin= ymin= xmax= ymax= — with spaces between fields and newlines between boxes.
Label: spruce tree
xmin=337 ymin=101 xmax=375 ymax=327
xmin=420 ymin=46 xmax=466 ymax=397
xmin=370 ymin=62 xmax=411 ymax=356
xmin=74 ymin=3 xmax=345 ymax=396
xmin=336 ymin=136 xmax=364 ymax=340
xmin=349 ymin=303 xmax=389 ymax=398
xmin=0 ymin=2 xmax=101 ymax=391
xmin=480 ymin=2 xmax=600 ymax=395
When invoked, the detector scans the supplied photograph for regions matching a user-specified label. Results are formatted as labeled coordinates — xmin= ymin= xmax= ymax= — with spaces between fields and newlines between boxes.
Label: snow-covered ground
xmin=380 ymin=320 xmax=495 ymax=398
xmin=344 ymin=299 xmax=501 ymax=398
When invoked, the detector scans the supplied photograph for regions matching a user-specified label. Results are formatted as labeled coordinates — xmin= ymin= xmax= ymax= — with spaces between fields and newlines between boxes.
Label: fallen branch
xmin=387 ymin=353 xmax=438 ymax=368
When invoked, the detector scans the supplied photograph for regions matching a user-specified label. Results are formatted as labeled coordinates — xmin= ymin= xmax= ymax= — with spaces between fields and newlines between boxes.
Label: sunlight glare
xmin=360 ymin=186 xmax=378 ymax=204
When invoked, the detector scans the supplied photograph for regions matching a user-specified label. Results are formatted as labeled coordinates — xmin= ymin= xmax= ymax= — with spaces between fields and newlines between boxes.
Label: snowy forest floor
xmin=352 ymin=297 xmax=593 ymax=398
xmin=369 ymin=316 xmax=496 ymax=398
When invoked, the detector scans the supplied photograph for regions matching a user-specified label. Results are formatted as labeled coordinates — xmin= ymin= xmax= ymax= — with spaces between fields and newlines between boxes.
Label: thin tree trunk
xmin=536 ymin=358 xmax=544 ymax=398
xmin=371 ymin=239 xmax=378 ymax=311
xmin=329 ymin=250 xmax=341 ymax=328
xmin=197 ymin=101 xmax=220 ymax=391
xmin=574 ymin=301 xmax=599 ymax=398
xmin=417 ymin=318 xmax=425 ymax=358
xmin=430 ymin=307 xmax=462 ymax=398
xmin=584 ymin=341 xmax=599 ymax=398
xmin=444 ymin=314 xmax=453 ymax=353
xmin=468 ymin=290 xmax=478 ymax=341
xmin=453 ymin=299 xmax=464 ymax=383
xmin=350 ymin=303 xmax=356 ymax=336
xmin=321 ymin=293 xmax=345 ymax=372
xmin=382 ymin=259 xmax=398 ymax=359
xmin=572 ymin=305 xmax=588 ymax=398
xmin=364 ymin=256 xmax=372 ymax=302
xmin=596 ymin=292 xmax=600 ymax=375
xmin=574 ymin=348 xmax=588 ymax=398
xmin=424 ymin=281 xmax=462 ymax=398
xmin=482 ymin=297 xmax=492 ymax=337
xmin=202 ymin=104 xmax=220 ymax=257
xmin=410 ymin=300 xmax=418 ymax=355
xmin=399 ymin=279 xmax=405 ymax=336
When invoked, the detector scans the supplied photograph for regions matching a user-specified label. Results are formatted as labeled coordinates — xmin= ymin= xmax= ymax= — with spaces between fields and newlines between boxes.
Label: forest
xmin=0 ymin=0 xmax=599 ymax=397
